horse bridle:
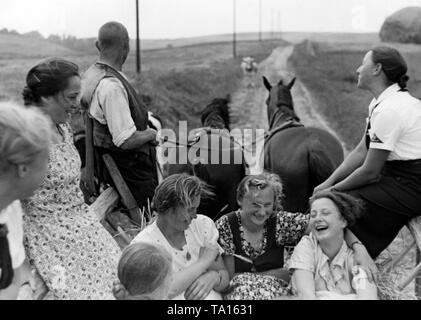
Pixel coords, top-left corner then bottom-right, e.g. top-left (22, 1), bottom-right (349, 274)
top-left (266, 101), bottom-right (304, 145)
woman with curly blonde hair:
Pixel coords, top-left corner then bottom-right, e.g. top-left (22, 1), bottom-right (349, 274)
top-left (215, 172), bottom-right (308, 300)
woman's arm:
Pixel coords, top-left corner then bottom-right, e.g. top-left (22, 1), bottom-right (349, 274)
top-left (291, 270), bottom-right (317, 300)
top-left (222, 255), bottom-right (235, 280)
top-left (206, 254), bottom-right (230, 292)
top-left (313, 135), bottom-right (368, 194)
top-left (168, 246), bottom-right (218, 299)
top-left (333, 148), bottom-right (390, 191)
top-left (344, 229), bottom-right (378, 282)
top-left (184, 254), bottom-right (230, 300)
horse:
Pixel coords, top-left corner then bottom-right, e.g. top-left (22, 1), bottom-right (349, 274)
top-left (263, 76), bottom-right (344, 213)
top-left (241, 57), bottom-right (258, 76)
top-left (165, 96), bottom-right (246, 220)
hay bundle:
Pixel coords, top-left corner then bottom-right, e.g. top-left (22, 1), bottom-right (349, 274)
top-left (376, 244), bottom-right (419, 300)
top-left (380, 7), bottom-right (421, 44)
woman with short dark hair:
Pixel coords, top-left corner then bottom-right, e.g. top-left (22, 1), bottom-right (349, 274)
top-left (314, 46), bottom-right (421, 258)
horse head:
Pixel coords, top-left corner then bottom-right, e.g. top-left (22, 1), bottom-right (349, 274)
top-left (200, 95), bottom-right (231, 130)
top-left (263, 76), bottom-right (299, 130)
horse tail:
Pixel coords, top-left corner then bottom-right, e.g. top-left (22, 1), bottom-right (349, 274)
top-left (307, 139), bottom-right (336, 189)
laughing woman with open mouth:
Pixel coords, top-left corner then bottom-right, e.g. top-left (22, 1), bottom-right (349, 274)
top-left (289, 191), bottom-right (378, 300)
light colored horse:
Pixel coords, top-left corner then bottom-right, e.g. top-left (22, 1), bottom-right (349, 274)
top-left (241, 57), bottom-right (258, 76)
top-left (148, 111), bottom-right (164, 183)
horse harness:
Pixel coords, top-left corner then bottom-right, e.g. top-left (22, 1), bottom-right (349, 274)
top-left (162, 127), bottom-right (244, 152)
top-left (265, 119), bottom-right (304, 146)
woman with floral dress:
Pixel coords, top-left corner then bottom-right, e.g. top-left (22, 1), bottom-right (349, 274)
top-left (21, 58), bottom-right (121, 300)
top-left (216, 173), bottom-right (307, 300)
top-left (216, 173), bottom-right (377, 300)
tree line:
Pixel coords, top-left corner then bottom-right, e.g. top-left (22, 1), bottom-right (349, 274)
top-left (0, 28), bottom-right (95, 53)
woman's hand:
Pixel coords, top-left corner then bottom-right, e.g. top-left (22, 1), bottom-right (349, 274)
top-left (353, 245), bottom-right (378, 283)
top-left (184, 271), bottom-right (219, 300)
top-left (313, 180), bottom-right (334, 196)
top-left (198, 245), bottom-right (219, 267)
top-left (80, 167), bottom-right (98, 204)
top-left (29, 268), bottom-right (49, 300)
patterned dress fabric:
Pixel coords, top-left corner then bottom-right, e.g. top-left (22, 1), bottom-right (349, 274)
top-left (22, 123), bottom-right (121, 300)
top-left (216, 210), bottom-right (308, 300)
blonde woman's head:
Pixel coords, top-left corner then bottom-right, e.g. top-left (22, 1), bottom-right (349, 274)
top-left (0, 101), bottom-right (52, 199)
top-left (151, 174), bottom-right (213, 231)
top-left (235, 173), bottom-right (284, 227)
top-left (237, 173), bottom-right (284, 210)
top-left (113, 242), bottom-right (173, 300)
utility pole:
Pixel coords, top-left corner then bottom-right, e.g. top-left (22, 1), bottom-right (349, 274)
top-left (136, 0), bottom-right (141, 73)
top-left (271, 11), bottom-right (274, 43)
top-left (258, 0), bottom-right (262, 41)
top-left (233, 0), bottom-right (237, 58)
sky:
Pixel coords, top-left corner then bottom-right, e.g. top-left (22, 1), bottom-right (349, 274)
top-left (1, 0), bottom-right (421, 39)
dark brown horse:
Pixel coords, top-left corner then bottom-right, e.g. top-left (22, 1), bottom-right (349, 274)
top-left (263, 76), bottom-right (344, 213)
top-left (166, 97), bottom-right (246, 220)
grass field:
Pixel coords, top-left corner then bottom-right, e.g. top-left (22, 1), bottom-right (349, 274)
top-left (0, 34), bottom-right (78, 59)
top-left (0, 35), bottom-right (283, 129)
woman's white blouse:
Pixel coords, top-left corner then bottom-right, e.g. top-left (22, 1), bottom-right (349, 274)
top-left (368, 83), bottom-right (421, 161)
top-left (132, 214), bottom-right (223, 300)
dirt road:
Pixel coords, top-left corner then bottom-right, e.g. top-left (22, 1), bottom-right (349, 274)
top-left (230, 45), bottom-right (349, 169)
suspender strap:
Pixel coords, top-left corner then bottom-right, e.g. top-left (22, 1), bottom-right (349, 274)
top-left (266, 215), bottom-right (277, 249)
top-left (95, 62), bottom-right (145, 112)
top-left (227, 211), bottom-right (247, 256)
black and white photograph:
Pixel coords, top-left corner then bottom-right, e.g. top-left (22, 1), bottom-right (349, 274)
top-left (1, 0), bottom-right (421, 305)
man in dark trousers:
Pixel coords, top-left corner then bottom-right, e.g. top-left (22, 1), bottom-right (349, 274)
top-left (81, 21), bottom-right (158, 210)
